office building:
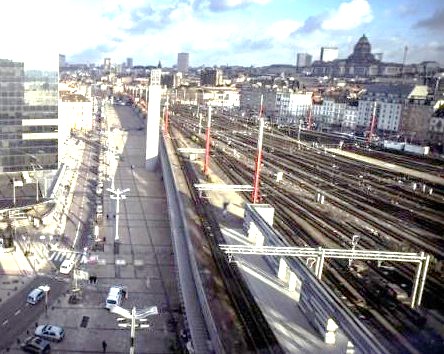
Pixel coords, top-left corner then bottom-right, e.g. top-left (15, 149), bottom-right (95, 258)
top-left (320, 47), bottom-right (339, 62)
top-left (200, 67), bottom-right (223, 86)
top-left (104, 58), bottom-right (111, 71)
top-left (177, 53), bottom-right (189, 73)
top-left (59, 54), bottom-right (66, 67)
top-left (126, 58), bottom-right (133, 69)
top-left (0, 58), bottom-right (58, 174)
top-left (297, 53), bottom-right (312, 68)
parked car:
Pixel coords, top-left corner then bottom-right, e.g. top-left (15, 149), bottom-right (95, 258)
top-left (20, 336), bottom-right (50, 353)
top-left (105, 285), bottom-right (127, 309)
top-left (59, 259), bottom-right (75, 274)
top-left (27, 285), bottom-right (50, 305)
top-left (35, 324), bottom-right (65, 342)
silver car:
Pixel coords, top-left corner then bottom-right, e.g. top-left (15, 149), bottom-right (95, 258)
top-left (35, 324), bottom-right (65, 342)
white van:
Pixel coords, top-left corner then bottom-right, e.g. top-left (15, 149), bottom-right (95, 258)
top-left (59, 259), bottom-right (75, 274)
top-left (27, 288), bottom-right (45, 305)
top-left (105, 285), bottom-right (127, 310)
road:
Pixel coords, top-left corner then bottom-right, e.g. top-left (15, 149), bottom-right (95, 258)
top-left (0, 275), bottom-right (69, 350)
top-left (63, 124), bottom-right (100, 253)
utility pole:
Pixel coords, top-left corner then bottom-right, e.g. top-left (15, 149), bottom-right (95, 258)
top-left (204, 105), bottom-right (212, 175)
top-left (307, 106), bottom-right (313, 130)
top-left (367, 101), bottom-right (377, 144)
top-left (163, 96), bottom-right (169, 135)
top-left (252, 95), bottom-right (265, 204)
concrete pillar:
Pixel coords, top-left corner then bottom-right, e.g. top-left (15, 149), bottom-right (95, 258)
top-left (246, 222), bottom-right (259, 243)
top-left (288, 271), bottom-right (301, 300)
top-left (278, 258), bottom-right (288, 282)
top-left (254, 233), bottom-right (264, 246)
top-left (145, 69), bottom-right (162, 170)
top-left (324, 318), bottom-right (339, 344)
top-left (346, 341), bottom-right (355, 354)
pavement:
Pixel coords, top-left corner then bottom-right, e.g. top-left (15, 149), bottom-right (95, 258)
top-left (0, 100), bottom-right (183, 353)
top-left (0, 133), bottom-right (84, 308)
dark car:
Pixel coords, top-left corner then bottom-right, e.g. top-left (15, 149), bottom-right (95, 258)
top-left (20, 336), bottom-right (50, 353)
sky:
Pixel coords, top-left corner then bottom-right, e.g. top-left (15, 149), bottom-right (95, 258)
top-left (0, 0), bottom-right (443, 68)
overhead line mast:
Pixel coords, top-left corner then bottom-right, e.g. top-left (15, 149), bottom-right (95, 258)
top-left (252, 95), bottom-right (265, 203)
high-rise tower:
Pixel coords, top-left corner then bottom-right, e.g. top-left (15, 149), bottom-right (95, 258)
top-left (177, 53), bottom-right (189, 73)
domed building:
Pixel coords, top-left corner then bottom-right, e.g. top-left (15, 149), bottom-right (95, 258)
top-left (311, 34), bottom-right (403, 78)
top-left (347, 34), bottom-right (376, 64)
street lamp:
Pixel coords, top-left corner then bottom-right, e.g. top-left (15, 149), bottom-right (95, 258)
top-left (106, 187), bottom-right (130, 242)
top-left (111, 305), bottom-right (158, 354)
top-left (40, 285), bottom-right (50, 318)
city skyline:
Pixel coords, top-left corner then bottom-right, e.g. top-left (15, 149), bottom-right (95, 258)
top-left (1, 0), bottom-right (443, 68)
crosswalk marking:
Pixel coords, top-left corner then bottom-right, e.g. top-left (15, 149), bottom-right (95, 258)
top-left (49, 250), bottom-right (82, 265)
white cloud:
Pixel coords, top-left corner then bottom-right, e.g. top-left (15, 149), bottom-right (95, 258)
top-left (322, 0), bottom-right (373, 30)
top-left (215, 0), bottom-right (270, 7)
top-left (266, 20), bottom-right (302, 41)
top-left (223, 0), bottom-right (270, 7)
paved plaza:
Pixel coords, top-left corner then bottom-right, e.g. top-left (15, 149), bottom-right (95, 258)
top-left (0, 103), bottom-right (182, 353)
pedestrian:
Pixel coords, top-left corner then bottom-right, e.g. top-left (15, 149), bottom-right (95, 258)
top-left (102, 340), bottom-right (107, 353)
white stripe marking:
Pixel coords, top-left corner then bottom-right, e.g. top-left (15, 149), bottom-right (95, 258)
top-left (14, 309), bottom-right (21, 316)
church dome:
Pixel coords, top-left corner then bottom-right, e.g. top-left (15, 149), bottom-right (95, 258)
top-left (347, 34), bottom-right (375, 63)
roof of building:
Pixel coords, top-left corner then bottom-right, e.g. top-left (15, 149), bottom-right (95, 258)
top-left (363, 83), bottom-right (415, 98)
top-left (59, 93), bottom-right (90, 102)
top-left (408, 85), bottom-right (429, 100)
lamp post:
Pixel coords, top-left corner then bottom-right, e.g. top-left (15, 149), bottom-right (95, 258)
top-left (107, 187), bottom-right (130, 242)
top-left (111, 305), bottom-right (158, 354)
top-left (40, 285), bottom-right (50, 318)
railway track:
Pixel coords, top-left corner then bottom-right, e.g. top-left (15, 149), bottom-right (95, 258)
top-left (169, 105), bottom-right (444, 353)
top-left (170, 125), bottom-right (283, 353)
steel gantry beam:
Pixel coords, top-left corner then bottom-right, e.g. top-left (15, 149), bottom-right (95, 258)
top-left (194, 184), bottom-right (254, 198)
top-left (219, 244), bottom-right (430, 308)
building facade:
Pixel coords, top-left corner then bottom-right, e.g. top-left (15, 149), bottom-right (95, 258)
top-left (59, 54), bottom-right (66, 68)
top-left (104, 58), bottom-right (111, 72)
top-left (0, 58), bottom-right (58, 173)
top-left (356, 84), bottom-right (413, 134)
top-left (297, 53), bottom-right (313, 68)
top-left (320, 47), bottom-right (339, 62)
top-left (200, 68), bottom-right (223, 86)
top-left (126, 58), bottom-right (133, 69)
top-left (177, 53), bottom-right (189, 73)
top-left (312, 35), bottom-right (404, 78)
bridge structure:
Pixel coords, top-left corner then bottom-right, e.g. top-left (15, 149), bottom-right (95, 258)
top-left (216, 203), bottom-right (431, 354)
top-left (219, 244), bottom-right (430, 309)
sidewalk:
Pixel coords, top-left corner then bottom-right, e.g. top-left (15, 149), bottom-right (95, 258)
top-left (0, 135), bottom-right (84, 307)
top-left (0, 242), bottom-right (35, 305)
